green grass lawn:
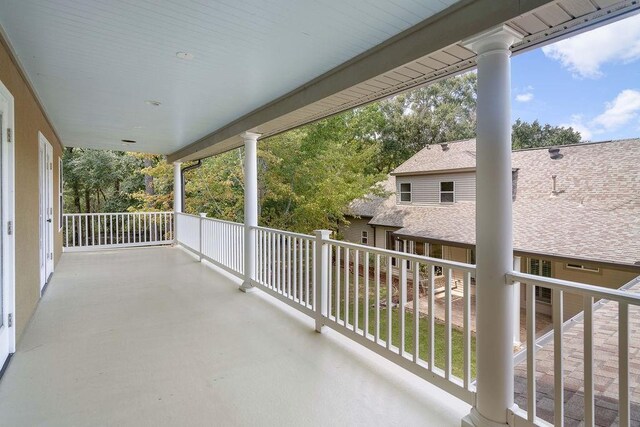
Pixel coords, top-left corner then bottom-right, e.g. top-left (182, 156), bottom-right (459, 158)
top-left (328, 268), bottom-right (477, 380)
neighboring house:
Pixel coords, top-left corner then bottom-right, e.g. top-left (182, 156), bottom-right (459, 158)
top-left (344, 138), bottom-right (640, 319)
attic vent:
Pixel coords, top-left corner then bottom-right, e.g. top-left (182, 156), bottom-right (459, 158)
top-left (548, 147), bottom-right (562, 159)
top-left (440, 143), bottom-right (449, 151)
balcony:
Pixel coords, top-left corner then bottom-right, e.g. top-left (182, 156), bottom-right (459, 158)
top-left (0, 245), bottom-right (469, 426)
top-left (4, 212), bottom-right (630, 426)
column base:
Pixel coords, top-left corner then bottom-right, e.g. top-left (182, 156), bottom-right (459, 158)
top-left (461, 408), bottom-right (511, 427)
top-left (239, 281), bottom-right (257, 293)
top-left (315, 320), bottom-right (326, 334)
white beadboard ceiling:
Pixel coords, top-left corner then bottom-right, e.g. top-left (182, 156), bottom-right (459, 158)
top-left (0, 0), bottom-right (460, 154)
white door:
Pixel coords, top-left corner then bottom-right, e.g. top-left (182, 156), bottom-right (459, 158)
top-left (0, 82), bottom-right (14, 368)
top-left (39, 133), bottom-right (54, 291)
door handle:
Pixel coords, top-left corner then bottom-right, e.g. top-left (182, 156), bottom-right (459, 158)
top-left (47, 219), bottom-right (52, 223)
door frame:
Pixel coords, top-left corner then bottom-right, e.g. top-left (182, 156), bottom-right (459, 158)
top-left (0, 80), bottom-right (16, 359)
top-left (38, 132), bottom-right (54, 292)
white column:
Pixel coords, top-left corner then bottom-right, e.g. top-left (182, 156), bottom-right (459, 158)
top-left (462, 25), bottom-right (522, 427)
top-left (513, 256), bottom-right (522, 346)
top-left (173, 162), bottom-right (182, 243)
top-left (240, 132), bottom-right (261, 292)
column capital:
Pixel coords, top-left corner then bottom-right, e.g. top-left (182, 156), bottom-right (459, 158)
top-left (462, 25), bottom-right (523, 55)
top-left (240, 131), bottom-right (261, 143)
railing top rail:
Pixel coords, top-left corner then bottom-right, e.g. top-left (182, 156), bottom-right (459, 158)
top-left (63, 211), bottom-right (173, 217)
top-left (175, 212), bottom-right (201, 219)
top-left (202, 216), bottom-right (243, 227)
top-left (508, 271), bottom-right (640, 306)
top-left (327, 238), bottom-right (477, 274)
top-left (252, 225), bottom-right (315, 240)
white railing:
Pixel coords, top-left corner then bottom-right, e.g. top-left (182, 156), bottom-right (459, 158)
top-left (508, 271), bottom-right (640, 427)
top-left (63, 212), bottom-right (173, 251)
top-left (176, 221), bottom-right (478, 404)
top-left (175, 213), bottom-right (244, 278)
top-left (175, 213), bottom-right (201, 255)
top-left (254, 226), bottom-right (316, 316)
top-left (320, 238), bottom-right (477, 404)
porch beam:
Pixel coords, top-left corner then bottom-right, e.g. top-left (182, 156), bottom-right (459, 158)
top-left (462, 25), bottom-right (522, 427)
top-left (240, 132), bottom-right (260, 293)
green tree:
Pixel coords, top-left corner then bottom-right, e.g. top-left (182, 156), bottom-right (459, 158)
top-left (375, 72), bottom-right (477, 171)
top-left (511, 119), bottom-right (582, 149)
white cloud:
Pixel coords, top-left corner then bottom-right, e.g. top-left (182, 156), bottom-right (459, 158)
top-left (560, 115), bottom-right (593, 141)
top-left (560, 90), bottom-right (640, 140)
top-left (592, 89), bottom-right (640, 129)
top-left (515, 93), bottom-right (534, 103)
top-left (541, 14), bottom-right (640, 78)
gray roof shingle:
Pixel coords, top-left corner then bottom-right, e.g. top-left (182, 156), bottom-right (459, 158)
top-left (349, 139), bottom-right (640, 266)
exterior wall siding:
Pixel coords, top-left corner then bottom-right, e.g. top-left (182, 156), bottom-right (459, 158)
top-left (395, 171), bottom-right (475, 205)
top-left (0, 36), bottom-right (64, 342)
top-left (341, 217), bottom-right (375, 246)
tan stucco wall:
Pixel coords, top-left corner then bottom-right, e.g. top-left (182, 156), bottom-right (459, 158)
top-left (0, 37), bottom-right (63, 341)
top-left (521, 256), bottom-right (638, 320)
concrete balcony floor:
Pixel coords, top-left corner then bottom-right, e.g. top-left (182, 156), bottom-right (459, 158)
top-left (0, 247), bottom-right (469, 426)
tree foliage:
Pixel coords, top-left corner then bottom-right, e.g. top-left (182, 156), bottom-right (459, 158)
top-left (375, 73), bottom-right (477, 171)
top-left (62, 148), bottom-right (165, 213)
top-left (512, 119), bottom-right (582, 149)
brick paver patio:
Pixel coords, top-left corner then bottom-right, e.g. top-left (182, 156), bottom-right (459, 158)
top-left (514, 282), bottom-right (640, 427)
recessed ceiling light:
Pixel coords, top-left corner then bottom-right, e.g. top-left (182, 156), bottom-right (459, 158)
top-left (176, 51), bottom-right (194, 60)
top-left (121, 139), bottom-right (136, 144)
top-left (145, 100), bottom-right (161, 107)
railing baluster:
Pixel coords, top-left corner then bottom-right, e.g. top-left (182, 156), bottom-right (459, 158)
top-left (386, 255), bottom-right (392, 350)
top-left (463, 271), bottom-right (471, 388)
top-left (375, 254), bottom-right (380, 343)
top-left (364, 253), bottom-right (369, 338)
top-left (354, 250), bottom-right (359, 332)
top-left (444, 267), bottom-right (452, 379)
top-left (293, 237), bottom-right (298, 301)
top-left (344, 248), bottom-right (350, 327)
top-left (413, 261), bottom-right (419, 363)
top-left (527, 284), bottom-right (537, 422)
top-left (619, 301), bottom-right (630, 427)
top-left (553, 289), bottom-right (564, 427)
top-left (287, 236), bottom-right (292, 298)
top-left (583, 295), bottom-right (593, 427)
top-left (399, 257), bottom-right (406, 356)
top-left (306, 239), bottom-right (310, 306)
top-left (428, 264), bottom-right (435, 371)
top-left (336, 246), bottom-right (341, 323)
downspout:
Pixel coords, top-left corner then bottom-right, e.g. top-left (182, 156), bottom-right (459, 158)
top-left (181, 160), bottom-right (202, 210)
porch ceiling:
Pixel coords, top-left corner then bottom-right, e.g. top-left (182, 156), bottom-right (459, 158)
top-left (0, 1), bottom-right (639, 160)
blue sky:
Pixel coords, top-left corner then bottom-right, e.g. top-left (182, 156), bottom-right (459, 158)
top-left (510, 13), bottom-right (640, 142)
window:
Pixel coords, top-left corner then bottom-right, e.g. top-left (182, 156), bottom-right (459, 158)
top-left (529, 258), bottom-right (552, 304)
top-left (361, 230), bottom-right (369, 245)
top-left (566, 263), bottom-right (600, 273)
top-left (58, 158), bottom-right (63, 231)
top-left (468, 248), bottom-right (476, 265)
top-left (440, 181), bottom-right (455, 203)
top-left (399, 183), bottom-right (412, 202)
